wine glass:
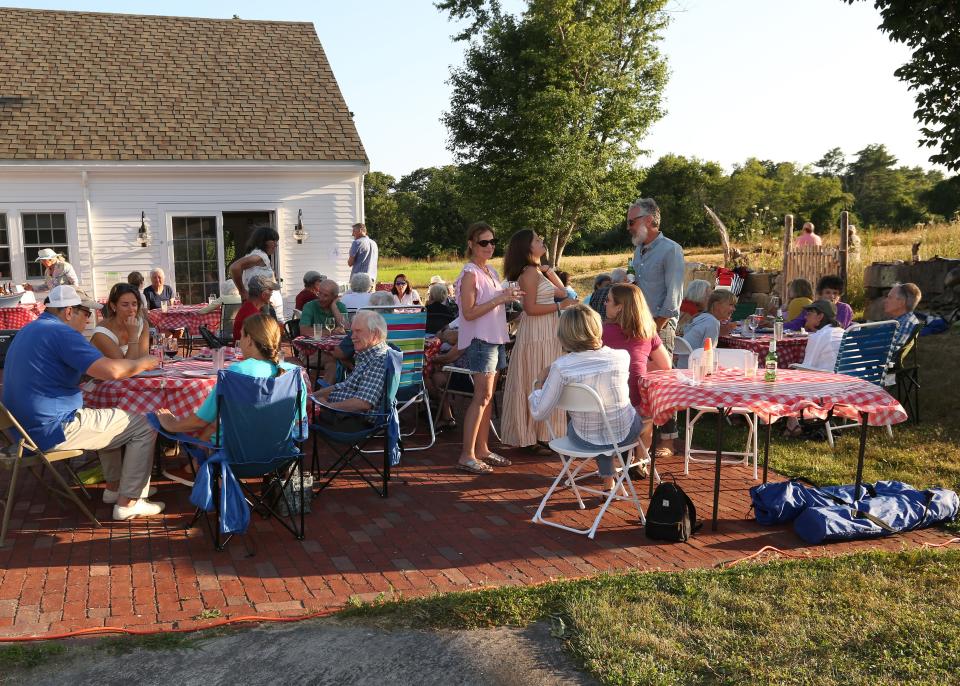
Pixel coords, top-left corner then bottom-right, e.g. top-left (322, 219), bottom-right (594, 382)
top-left (746, 314), bottom-right (759, 338)
top-left (506, 281), bottom-right (520, 299)
top-left (164, 335), bottom-right (179, 360)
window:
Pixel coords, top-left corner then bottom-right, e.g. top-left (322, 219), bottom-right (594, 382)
top-left (0, 215), bottom-right (10, 280)
top-left (171, 216), bottom-right (219, 305)
top-left (22, 212), bottom-right (69, 278)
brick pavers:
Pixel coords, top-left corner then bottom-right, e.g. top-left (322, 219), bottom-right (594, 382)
top-left (0, 430), bottom-right (953, 638)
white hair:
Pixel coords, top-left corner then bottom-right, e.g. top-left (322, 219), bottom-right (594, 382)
top-left (629, 197), bottom-right (661, 228)
top-left (684, 279), bottom-right (713, 307)
top-left (367, 291), bottom-right (396, 310)
top-left (610, 267), bottom-right (628, 284)
top-left (150, 268), bottom-right (165, 279)
top-left (352, 309), bottom-right (387, 341)
top-left (350, 272), bottom-right (372, 293)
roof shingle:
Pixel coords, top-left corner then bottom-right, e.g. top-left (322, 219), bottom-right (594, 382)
top-left (0, 8), bottom-right (367, 162)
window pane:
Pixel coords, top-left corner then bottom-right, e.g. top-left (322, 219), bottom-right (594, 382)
top-left (22, 214), bottom-right (35, 230)
top-left (36, 213), bottom-right (51, 229)
top-left (51, 214), bottom-right (66, 229)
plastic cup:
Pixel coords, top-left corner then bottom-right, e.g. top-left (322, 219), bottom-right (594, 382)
top-left (744, 353), bottom-right (758, 380)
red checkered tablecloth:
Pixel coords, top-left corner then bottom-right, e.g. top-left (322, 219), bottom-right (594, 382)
top-left (639, 368), bottom-right (907, 428)
top-left (0, 304), bottom-right (44, 330)
top-left (292, 335), bottom-right (345, 357)
top-left (718, 334), bottom-right (807, 368)
top-left (83, 357), bottom-right (224, 416)
top-left (147, 305), bottom-right (221, 335)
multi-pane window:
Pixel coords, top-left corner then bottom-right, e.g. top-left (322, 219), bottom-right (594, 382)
top-left (22, 212), bottom-right (69, 278)
top-left (0, 215), bottom-right (10, 280)
top-left (171, 216), bottom-right (219, 305)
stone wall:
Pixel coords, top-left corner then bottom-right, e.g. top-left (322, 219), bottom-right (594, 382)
top-left (863, 257), bottom-right (960, 321)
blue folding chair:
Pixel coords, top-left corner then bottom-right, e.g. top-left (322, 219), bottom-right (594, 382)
top-left (311, 347), bottom-right (403, 497)
top-left (148, 368), bottom-right (307, 551)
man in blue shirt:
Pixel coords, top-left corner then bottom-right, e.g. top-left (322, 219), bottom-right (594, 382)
top-left (883, 282), bottom-right (922, 355)
top-left (3, 286), bottom-right (163, 521)
top-left (628, 197), bottom-right (685, 453)
top-left (347, 222), bottom-right (379, 284)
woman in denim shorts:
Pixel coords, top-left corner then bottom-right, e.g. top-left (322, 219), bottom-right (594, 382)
top-left (453, 222), bottom-right (519, 475)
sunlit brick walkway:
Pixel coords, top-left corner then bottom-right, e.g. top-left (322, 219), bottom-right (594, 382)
top-left (0, 430), bottom-right (952, 638)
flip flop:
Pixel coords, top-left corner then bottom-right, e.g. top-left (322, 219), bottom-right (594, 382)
top-left (481, 452), bottom-right (512, 467)
top-left (458, 459), bottom-right (493, 474)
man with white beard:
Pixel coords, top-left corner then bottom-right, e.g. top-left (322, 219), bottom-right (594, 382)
top-left (626, 197), bottom-right (685, 456)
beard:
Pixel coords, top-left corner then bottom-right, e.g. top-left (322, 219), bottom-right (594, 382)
top-left (630, 226), bottom-right (648, 247)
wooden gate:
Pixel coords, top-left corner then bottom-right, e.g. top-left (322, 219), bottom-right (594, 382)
top-left (780, 212), bottom-right (850, 300)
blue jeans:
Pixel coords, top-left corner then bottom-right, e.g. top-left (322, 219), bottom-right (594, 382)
top-left (566, 413), bottom-right (643, 478)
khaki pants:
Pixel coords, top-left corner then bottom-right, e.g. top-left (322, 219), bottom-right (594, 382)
top-left (54, 408), bottom-right (157, 500)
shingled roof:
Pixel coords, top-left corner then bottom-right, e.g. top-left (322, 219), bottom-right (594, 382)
top-left (0, 8), bottom-right (367, 162)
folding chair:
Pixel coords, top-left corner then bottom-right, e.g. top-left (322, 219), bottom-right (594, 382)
top-left (531, 383), bottom-right (646, 539)
top-left (219, 302), bottom-right (241, 345)
top-left (434, 365), bottom-right (503, 442)
top-left (375, 310), bottom-right (435, 451)
top-left (0, 402), bottom-right (100, 547)
top-left (884, 326), bottom-right (920, 423)
top-left (673, 335), bottom-right (693, 369)
top-left (683, 348), bottom-right (759, 478)
top-left (147, 369), bottom-right (307, 551)
top-left (311, 348), bottom-right (403, 497)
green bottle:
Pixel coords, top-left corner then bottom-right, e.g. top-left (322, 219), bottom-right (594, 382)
top-left (764, 337), bottom-right (778, 382)
top-left (626, 261), bottom-right (636, 283)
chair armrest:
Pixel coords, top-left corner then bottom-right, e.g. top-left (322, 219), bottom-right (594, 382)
top-left (145, 413), bottom-right (218, 450)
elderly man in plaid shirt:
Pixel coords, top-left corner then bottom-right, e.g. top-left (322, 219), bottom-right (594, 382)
top-left (883, 282), bottom-right (922, 355)
top-left (312, 310), bottom-right (390, 432)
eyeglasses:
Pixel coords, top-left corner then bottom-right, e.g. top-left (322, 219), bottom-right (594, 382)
top-left (628, 215), bottom-right (647, 227)
top-left (75, 306), bottom-right (92, 318)
top-left (475, 238), bottom-right (497, 247)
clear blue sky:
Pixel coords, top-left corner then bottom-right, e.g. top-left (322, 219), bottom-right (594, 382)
top-left (10, 1), bottom-right (939, 178)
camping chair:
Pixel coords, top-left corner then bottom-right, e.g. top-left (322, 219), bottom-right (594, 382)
top-left (792, 320), bottom-right (899, 447)
top-left (311, 347), bottom-right (403, 497)
top-left (884, 325), bottom-right (920, 423)
top-left (147, 369), bottom-right (307, 551)
top-left (683, 348), bottom-right (759, 479)
top-left (531, 382), bottom-right (646, 539)
top-left (0, 402), bottom-right (100, 547)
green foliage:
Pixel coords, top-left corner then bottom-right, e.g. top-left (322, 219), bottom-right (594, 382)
top-left (395, 166), bottom-right (472, 258)
top-left (440, 0), bottom-right (670, 263)
top-left (636, 154), bottom-right (724, 246)
top-left (922, 175), bottom-right (960, 220)
top-left (844, 1), bottom-right (960, 171)
top-left (363, 171), bottom-right (415, 257)
top-left (844, 144), bottom-right (943, 229)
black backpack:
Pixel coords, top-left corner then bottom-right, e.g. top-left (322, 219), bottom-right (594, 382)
top-left (645, 475), bottom-right (701, 542)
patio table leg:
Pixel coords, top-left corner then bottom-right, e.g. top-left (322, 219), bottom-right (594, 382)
top-left (712, 407), bottom-right (728, 531)
top-left (648, 426), bottom-right (659, 498)
top-left (854, 410), bottom-right (869, 501)
top-left (762, 419), bottom-right (772, 484)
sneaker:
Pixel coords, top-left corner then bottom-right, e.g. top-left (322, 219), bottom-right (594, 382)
top-left (161, 465), bottom-right (195, 487)
top-left (113, 499), bottom-right (165, 521)
top-left (102, 486), bottom-right (157, 504)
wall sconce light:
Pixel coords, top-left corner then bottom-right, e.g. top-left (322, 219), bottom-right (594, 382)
top-left (138, 211), bottom-right (151, 247)
top-left (293, 209), bottom-right (307, 244)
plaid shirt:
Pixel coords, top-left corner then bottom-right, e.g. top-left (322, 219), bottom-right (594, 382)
top-left (891, 312), bottom-right (920, 355)
top-left (328, 341), bottom-right (389, 415)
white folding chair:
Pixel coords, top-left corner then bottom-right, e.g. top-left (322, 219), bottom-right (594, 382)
top-left (684, 348), bottom-right (759, 479)
top-left (673, 335), bottom-right (693, 369)
top-left (531, 382), bottom-right (647, 539)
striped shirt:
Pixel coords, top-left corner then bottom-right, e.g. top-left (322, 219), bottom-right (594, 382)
top-left (528, 347), bottom-right (636, 445)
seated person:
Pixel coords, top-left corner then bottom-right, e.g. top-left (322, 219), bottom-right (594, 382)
top-left (677, 279), bottom-right (712, 336)
top-left (681, 289), bottom-right (738, 361)
top-left (91, 283), bottom-right (150, 359)
top-left (784, 275), bottom-right (852, 330)
top-left (143, 268), bottom-right (173, 310)
top-left (425, 282), bottom-right (457, 334)
top-left (797, 300), bottom-right (844, 371)
top-left (424, 326), bottom-right (472, 430)
top-left (300, 279), bottom-right (348, 337)
top-left (200, 280), bottom-right (242, 314)
top-left (529, 304), bottom-right (643, 492)
top-left (340, 273), bottom-right (374, 310)
top-left (233, 275), bottom-right (279, 341)
top-left (312, 311), bottom-right (392, 433)
top-left (390, 273), bottom-right (421, 306)
top-left (127, 271), bottom-right (148, 309)
top-left (2, 285), bottom-right (162, 520)
top-left (330, 291), bottom-right (396, 375)
top-left (883, 282), bottom-right (922, 355)
top-left (155, 314), bottom-right (305, 485)
top-left (588, 268), bottom-right (627, 319)
top-left (785, 278), bottom-right (814, 320)
top-left (556, 270), bottom-right (578, 302)
top-left (296, 271), bottom-right (325, 311)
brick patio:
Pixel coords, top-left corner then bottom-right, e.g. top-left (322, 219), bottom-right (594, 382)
top-left (0, 429), bottom-right (952, 639)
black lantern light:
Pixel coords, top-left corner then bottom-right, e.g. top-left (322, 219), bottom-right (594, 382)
top-left (138, 211), bottom-right (150, 247)
top-left (293, 209), bottom-right (307, 244)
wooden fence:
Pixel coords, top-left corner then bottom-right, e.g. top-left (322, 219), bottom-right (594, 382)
top-left (780, 212), bottom-right (850, 300)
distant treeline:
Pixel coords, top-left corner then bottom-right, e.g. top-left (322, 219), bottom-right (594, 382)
top-left (366, 143), bottom-right (959, 259)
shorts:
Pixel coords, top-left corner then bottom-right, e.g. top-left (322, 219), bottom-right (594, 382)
top-left (465, 339), bottom-right (507, 374)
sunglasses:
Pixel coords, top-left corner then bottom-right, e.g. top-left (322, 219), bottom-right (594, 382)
top-left (474, 238), bottom-right (498, 247)
top-left (75, 306), bottom-right (92, 317)
top-left (627, 215), bottom-right (647, 227)
top-left (395, 281), bottom-right (407, 287)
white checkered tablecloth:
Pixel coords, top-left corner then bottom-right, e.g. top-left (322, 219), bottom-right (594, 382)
top-left (0, 304), bottom-right (44, 330)
top-left (147, 305), bottom-right (221, 335)
top-left (639, 368), bottom-right (907, 427)
top-left (719, 334), bottom-right (808, 368)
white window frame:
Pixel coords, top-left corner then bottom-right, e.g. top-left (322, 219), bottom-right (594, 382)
top-left (0, 204), bottom-right (80, 285)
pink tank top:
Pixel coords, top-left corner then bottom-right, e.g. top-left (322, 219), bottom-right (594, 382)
top-left (455, 262), bottom-right (510, 349)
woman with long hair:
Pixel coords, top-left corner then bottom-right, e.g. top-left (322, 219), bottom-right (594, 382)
top-left (229, 226), bottom-right (284, 318)
top-left (500, 229), bottom-right (574, 450)
top-left (91, 283), bottom-right (150, 359)
top-left (453, 222), bottom-right (519, 474)
top-left (390, 273), bottom-right (421, 305)
top-left (602, 285), bottom-right (671, 443)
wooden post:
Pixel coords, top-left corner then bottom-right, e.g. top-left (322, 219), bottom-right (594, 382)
top-left (781, 214), bottom-right (794, 301)
top-left (839, 210), bottom-right (849, 291)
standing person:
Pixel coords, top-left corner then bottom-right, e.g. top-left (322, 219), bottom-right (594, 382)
top-left (627, 197), bottom-right (684, 455)
top-left (295, 271), bottom-right (325, 311)
top-left (2, 286), bottom-right (162, 520)
top-left (348, 222), bottom-right (379, 284)
top-left (390, 274), bottom-right (422, 305)
top-left (454, 222), bottom-right (518, 474)
top-left (91, 283), bottom-right (150, 359)
top-left (784, 275), bottom-right (852, 330)
top-left (143, 268), bottom-right (173, 310)
top-left (24, 248), bottom-right (79, 293)
top-left (501, 229), bottom-right (574, 451)
top-left (795, 221), bottom-right (823, 247)
top-left (229, 226), bottom-right (283, 320)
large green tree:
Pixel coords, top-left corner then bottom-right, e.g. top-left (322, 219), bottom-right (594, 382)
top-left (363, 171), bottom-right (415, 256)
top-left (844, 1), bottom-right (960, 171)
top-left (637, 154), bottom-right (724, 246)
top-left (395, 166), bottom-right (472, 258)
top-left (438, 0), bottom-right (670, 264)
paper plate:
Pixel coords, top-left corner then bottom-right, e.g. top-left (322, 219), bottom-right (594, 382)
top-left (180, 370), bottom-right (216, 378)
top-left (136, 370), bottom-right (166, 378)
